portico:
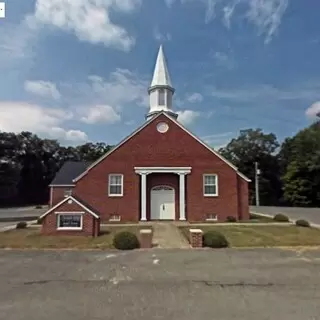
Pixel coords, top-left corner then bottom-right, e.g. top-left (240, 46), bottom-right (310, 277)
top-left (135, 167), bottom-right (191, 221)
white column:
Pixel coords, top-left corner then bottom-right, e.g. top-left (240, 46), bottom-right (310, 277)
top-left (179, 173), bottom-right (186, 221)
top-left (140, 173), bottom-right (147, 221)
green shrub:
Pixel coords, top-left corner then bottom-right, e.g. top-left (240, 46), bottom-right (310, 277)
top-left (295, 219), bottom-right (310, 228)
top-left (226, 216), bottom-right (237, 223)
top-left (36, 217), bottom-right (43, 225)
top-left (273, 213), bottom-right (289, 222)
top-left (203, 231), bottom-right (229, 248)
top-left (35, 205), bottom-right (42, 209)
top-left (16, 221), bottom-right (27, 229)
top-left (113, 231), bottom-right (140, 250)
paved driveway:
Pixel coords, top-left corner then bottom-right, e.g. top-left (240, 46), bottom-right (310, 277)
top-left (251, 206), bottom-right (320, 224)
top-left (1, 249), bottom-right (320, 320)
top-left (0, 206), bottom-right (47, 222)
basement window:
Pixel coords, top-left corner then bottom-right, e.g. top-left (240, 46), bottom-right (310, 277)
top-left (57, 214), bottom-right (83, 230)
top-left (206, 214), bottom-right (218, 221)
top-left (109, 215), bottom-right (121, 222)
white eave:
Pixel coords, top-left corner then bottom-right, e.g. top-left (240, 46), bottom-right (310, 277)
top-left (73, 112), bottom-right (251, 183)
top-left (40, 196), bottom-right (99, 219)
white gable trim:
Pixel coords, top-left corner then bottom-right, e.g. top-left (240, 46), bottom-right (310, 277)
top-left (73, 111), bottom-right (251, 183)
top-left (39, 196), bottom-right (99, 220)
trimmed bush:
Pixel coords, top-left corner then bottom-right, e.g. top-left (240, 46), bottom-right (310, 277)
top-left (35, 205), bottom-right (43, 209)
top-left (36, 217), bottom-right (43, 225)
top-left (113, 231), bottom-right (140, 250)
top-left (295, 219), bottom-right (310, 228)
top-left (16, 221), bottom-right (27, 229)
top-left (273, 213), bottom-right (289, 222)
top-left (203, 230), bottom-right (229, 248)
top-left (226, 216), bottom-right (237, 223)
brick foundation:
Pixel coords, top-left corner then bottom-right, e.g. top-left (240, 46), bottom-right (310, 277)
top-left (189, 228), bottom-right (203, 248)
top-left (139, 229), bottom-right (153, 248)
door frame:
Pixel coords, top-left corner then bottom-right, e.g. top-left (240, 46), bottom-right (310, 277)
top-left (150, 185), bottom-right (175, 220)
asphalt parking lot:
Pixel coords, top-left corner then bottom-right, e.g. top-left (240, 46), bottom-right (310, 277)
top-left (1, 248), bottom-right (320, 320)
top-left (251, 206), bottom-right (320, 224)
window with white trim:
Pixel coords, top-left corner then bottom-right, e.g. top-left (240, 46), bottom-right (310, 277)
top-left (203, 174), bottom-right (218, 196)
top-left (109, 214), bottom-right (121, 222)
top-left (64, 189), bottom-right (73, 197)
top-left (57, 214), bottom-right (83, 230)
top-left (206, 214), bottom-right (218, 221)
top-left (158, 89), bottom-right (165, 106)
top-left (108, 174), bottom-right (123, 196)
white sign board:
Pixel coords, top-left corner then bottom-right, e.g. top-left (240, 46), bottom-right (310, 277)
top-left (0, 3), bottom-right (5, 18)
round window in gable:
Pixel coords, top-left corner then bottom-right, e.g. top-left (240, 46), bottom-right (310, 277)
top-left (157, 122), bottom-right (169, 133)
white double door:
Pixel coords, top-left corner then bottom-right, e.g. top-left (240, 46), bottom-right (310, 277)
top-left (150, 186), bottom-right (175, 220)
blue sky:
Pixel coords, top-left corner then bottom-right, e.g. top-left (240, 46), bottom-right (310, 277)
top-left (0, 0), bottom-right (320, 148)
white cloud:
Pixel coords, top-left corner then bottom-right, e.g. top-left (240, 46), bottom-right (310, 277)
top-left (0, 21), bottom-right (38, 70)
top-left (0, 102), bottom-right (87, 143)
top-left (65, 69), bottom-right (148, 110)
top-left (186, 92), bottom-right (203, 103)
top-left (306, 101), bottom-right (320, 119)
top-left (27, 0), bottom-right (142, 51)
top-left (153, 27), bottom-right (172, 42)
top-left (246, 0), bottom-right (289, 43)
top-left (169, 0), bottom-right (289, 43)
top-left (24, 80), bottom-right (61, 100)
top-left (165, 0), bottom-right (176, 7)
top-left (201, 131), bottom-right (234, 149)
top-left (208, 82), bottom-right (320, 102)
top-left (80, 105), bottom-right (121, 124)
top-left (223, 0), bottom-right (240, 28)
top-left (211, 51), bottom-right (235, 69)
top-left (177, 110), bottom-right (200, 125)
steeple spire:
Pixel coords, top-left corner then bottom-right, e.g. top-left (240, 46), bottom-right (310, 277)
top-left (146, 45), bottom-right (178, 121)
top-left (150, 45), bottom-right (172, 88)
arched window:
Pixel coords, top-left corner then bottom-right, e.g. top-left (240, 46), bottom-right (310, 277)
top-left (158, 89), bottom-right (165, 106)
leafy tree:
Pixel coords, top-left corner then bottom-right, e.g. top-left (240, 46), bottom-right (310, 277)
top-left (219, 128), bottom-right (282, 205)
top-left (280, 122), bottom-right (320, 207)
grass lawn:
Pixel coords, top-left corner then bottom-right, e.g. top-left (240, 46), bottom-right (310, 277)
top-left (180, 225), bottom-right (320, 247)
top-left (0, 226), bottom-right (149, 250)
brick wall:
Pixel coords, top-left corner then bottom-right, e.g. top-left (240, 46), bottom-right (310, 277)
top-left (50, 187), bottom-right (74, 207)
top-left (73, 114), bottom-right (249, 222)
top-left (41, 198), bottom-right (99, 237)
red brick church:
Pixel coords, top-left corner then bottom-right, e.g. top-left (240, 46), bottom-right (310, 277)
top-left (40, 46), bottom-right (250, 236)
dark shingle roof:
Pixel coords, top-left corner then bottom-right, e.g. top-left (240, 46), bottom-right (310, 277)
top-left (50, 161), bottom-right (92, 185)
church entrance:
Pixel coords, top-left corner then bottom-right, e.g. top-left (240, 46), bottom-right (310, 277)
top-left (150, 186), bottom-right (175, 220)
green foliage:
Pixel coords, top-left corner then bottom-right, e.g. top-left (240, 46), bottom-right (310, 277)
top-left (273, 213), bottom-right (289, 222)
top-left (219, 128), bottom-right (282, 206)
top-left (226, 216), bottom-right (237, 223)
top-left (295, 219), bottom-right (310, 228)
top-left (35, 205), bottom-right (42, 209)
top-left (203, 231), bottom-right (229, 248)
top-left (16, 221), bottom-right (27, 229)
top-left (113, 231), bottom-right (140, 250)
top-left (281, 123), bottom-right (320, 207)
top-left (36, 218), bottom-right (43, 225)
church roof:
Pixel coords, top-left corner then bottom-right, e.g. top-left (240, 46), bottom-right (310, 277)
top-left (73, 111), bottom-right (251, 183)
top-left (50, 161), bottom-right (92, 186)
top-left (150, 45), bottom-right (173, 88)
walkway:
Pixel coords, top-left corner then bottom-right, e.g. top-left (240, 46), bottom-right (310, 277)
top-left (152, 223), bottom-right (190, 249)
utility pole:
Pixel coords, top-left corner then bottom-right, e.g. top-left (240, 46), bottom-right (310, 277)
top-left (255, 161), bottom-right (260, 207)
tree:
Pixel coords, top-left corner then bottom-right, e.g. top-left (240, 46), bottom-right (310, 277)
top-left (280, 122), bottom-right (320, 207)
top-left (219, 128), bottom-right (282, 205)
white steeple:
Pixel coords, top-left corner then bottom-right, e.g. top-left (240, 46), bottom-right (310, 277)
top-left (146, 45), bottom-right (178, 121)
